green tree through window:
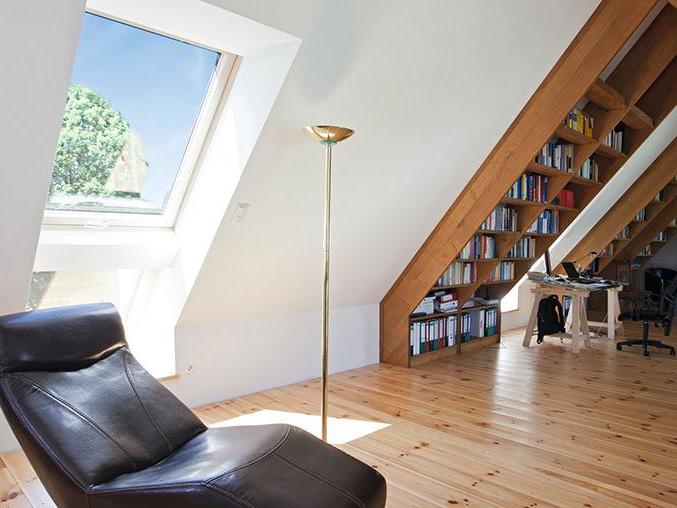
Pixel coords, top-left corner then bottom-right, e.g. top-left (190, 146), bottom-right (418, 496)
top-left (51, 84), bottom-right (129, 196)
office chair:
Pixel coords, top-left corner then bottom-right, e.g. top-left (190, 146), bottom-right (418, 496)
top-left (0, 303), bottom-right (387, 507)
top-left (617, 275), bottom-right (676, 357)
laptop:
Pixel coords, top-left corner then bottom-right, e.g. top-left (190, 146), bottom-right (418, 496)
top-left (562, 261), bottom-right (581, 279)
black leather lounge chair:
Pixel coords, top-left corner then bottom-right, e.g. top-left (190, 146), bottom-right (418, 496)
top-left (0, 303), bottom-right (386, 507)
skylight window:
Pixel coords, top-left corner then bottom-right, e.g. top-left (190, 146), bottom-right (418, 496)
top-left (44, 12), bottom-right (228, 226)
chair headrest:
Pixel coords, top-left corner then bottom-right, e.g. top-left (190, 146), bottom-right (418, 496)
top-left (0, 303), bottom-right (127, 373)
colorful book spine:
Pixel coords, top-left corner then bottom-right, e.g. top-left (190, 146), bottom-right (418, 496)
top-left (603, 126), bottom-right (624, 153)
top-left (484, 261), bottom-right (515, 282)
top-left (554, 189), bottom-right (575, 208)
top-left (528, 210), bottom-right (559, 234)
top-left (535, 142), bottom-right (574, 172)
top-left (409, 315), bottom-right (459, 355)
top-left (459, 235), bottom-right (496, 260)
top-left (506, 237), bottom-right (536, 258)
top-left (506, 172), bottom-right (548, 203)
top-left (480, 205), bottom-right (517, 231)
top-left (564, 108), bottom-right (594, 137)
top-left (578, 157), bottom-right (599, 181)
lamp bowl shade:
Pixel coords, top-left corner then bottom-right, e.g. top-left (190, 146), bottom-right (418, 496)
top-left (304, 125), bottom-right (354, 143)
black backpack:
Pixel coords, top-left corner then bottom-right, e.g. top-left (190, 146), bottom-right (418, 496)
top-left (536, 295), bottom-right (566, 344)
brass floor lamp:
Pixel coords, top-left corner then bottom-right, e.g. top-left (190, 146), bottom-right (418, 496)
top-left (304, 125), bottom-right (354, 442)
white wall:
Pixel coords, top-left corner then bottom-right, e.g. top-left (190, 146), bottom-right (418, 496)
top-left (502, 109), bottom-right (677, 331)
top-left (168, 304), bottom-right (378, 407)
top-left (0, 0), bottom-right (85, 451)
top-left (170, 0), bottom-right (601, 406)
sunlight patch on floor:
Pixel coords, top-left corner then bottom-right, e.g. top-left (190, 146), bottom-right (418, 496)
top-left (210, 409), bottom-right (389, 444)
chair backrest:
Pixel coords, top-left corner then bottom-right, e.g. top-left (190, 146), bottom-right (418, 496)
top-left (0, 303), bottom-right (206, 506)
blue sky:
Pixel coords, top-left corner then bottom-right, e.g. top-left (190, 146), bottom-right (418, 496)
top-left (69, 13), bottom-right (219, 209)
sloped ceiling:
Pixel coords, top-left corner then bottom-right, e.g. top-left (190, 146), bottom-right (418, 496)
top-left (179, 0), bottom-right (602, 325)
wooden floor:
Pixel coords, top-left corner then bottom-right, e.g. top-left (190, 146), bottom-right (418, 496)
top-left (1, 324), bottom-right (676, 507)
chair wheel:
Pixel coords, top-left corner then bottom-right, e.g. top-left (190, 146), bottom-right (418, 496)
top-left (643, 351), bottom-right (650, 357)
top-left (670, 349), bottom-right (676, 356)
top-left (616, 344), bottom-right (622, 351)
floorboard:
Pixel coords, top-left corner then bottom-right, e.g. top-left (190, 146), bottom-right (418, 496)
top-left (1, 328), bottom-right (676, 507)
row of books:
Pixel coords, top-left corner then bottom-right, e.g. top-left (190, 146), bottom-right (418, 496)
top-left (409, 316), bottom-right (457, 355)
top-left (554, 189), bottom-right (576, 208)
top-left (578, 157), bottom-right (599, 181)
top-left (461, 308), bottom-right (499, 342)
top-left (602, 126), bottom-right (624, 153)
top-left (506, 236), bottom-right (536, 258)
top-left (670, 219), bottom-right (676, 227)
top-left (635, 208), bottom-right (646, 221)
top-left (615, 226), bottom-right (630, 239)
top-left (535, 142), bottom-right (574, 172)
top-left (437, 261), bottom-right (475, 286)
top-left (459, 234), bottom-right (495, 260)
top-left (654, 189), bottom-right (665, 202)
top-left (409, 307), bottom-right (500, 355)
top-left (599, 243), bottom-right (613, 256)
top-left (506, 173), bottom-right (548, 203)
top-left (481, 204), bottom-right (517, 231)
top-left (528, 209), bottom-right (559, 235)
top-left (564, 108), bottom-right (594, 137)
top-left (639, 245), bottom-right (652, 256)
top-left (485, 261), bottom-right (515, 282)
top-left (655, 231), bottom-right (667, 241)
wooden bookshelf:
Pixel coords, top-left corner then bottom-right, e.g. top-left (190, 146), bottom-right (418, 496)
top-left (381, 5), bottom-right (677, 368)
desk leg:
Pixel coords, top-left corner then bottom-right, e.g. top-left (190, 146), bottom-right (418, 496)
top-left (523, 293), bottom-right (542, 347)
top-left (607, 289), bottom-right (616, 340)
top-left (581, 298), bottom-right (591, 347)
top-left (565, 298), bottom-right (573, 333)
top-left (615, 289), bottom-right (624, 336)
top-left (571, 296), bottom-right (581, 354)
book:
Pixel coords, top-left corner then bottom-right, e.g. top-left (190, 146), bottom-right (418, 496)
top-left (535, 142), bottom-right (574, 172)
top-left (603, 126), bottom-right (624, 153)
top-left (528, 210), bottom-right (559, 235)
top-left (409, 315), bottom-right (458, 356)
top-left (481, 204), bottom-right (517, 231)
top-left (564, 108), bottom-right (594, 137)
top-left (506, 172), bottom-right (548, 203)
top-left (554, 189), bottom-right (575, 208)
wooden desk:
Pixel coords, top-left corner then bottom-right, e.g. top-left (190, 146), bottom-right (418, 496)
top-left (522, 282), bottom-right (623, 353)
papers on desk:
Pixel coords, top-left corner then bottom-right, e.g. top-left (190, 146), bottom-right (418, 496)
top-left (538, 275), bottom-right (622, 291)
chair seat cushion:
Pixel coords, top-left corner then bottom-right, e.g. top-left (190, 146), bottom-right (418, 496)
top-left (91, 424), bottom-right (386, 508)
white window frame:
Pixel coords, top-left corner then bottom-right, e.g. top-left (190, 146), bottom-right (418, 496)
top-left (42, 10), bottom-right (238, 230)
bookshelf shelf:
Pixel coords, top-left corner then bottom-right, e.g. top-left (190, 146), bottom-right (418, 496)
top-left (501, 197), bottom-right (545, 207)
top-left (409, 345), bottom-right (457, 367)
top-left (481, 279), bottom-right (515, 286)
top-left (595, 143), bottom-right (627, 160)
top-left (623, 105), bottom-right (654, 130)
top-left (457, 258), bottom-right (499, 263)
top-left (429, 283), bottom-right (479, 291)
top-left (547, 204), bottom-right (579, 213)
top-left (555, 124), bottom-right (596, 145)
top-left (525, 161), bottom-right (569, 178)
top-left (586, 78), bottom-right (626, 110)
top-left (410, 310), bottom-right (458, 322)
top-left (568, 175), bottom-right (603, 187)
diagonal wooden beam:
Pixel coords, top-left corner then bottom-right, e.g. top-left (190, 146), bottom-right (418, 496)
top-left (615, 186), bottom-right (677, 265)
top-left (562, 141), bottom-right (677, 271)
top-left (380, 0), bottom-right (661, 367)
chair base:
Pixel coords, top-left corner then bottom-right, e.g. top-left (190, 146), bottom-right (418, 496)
top-left (616, 321), bottom-right (675, 357)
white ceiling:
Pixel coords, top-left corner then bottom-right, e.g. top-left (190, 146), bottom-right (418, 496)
top-left (179, 0), bottom-right (602, 325)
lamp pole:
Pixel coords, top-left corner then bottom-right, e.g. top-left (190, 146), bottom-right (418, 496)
top-left (304, 125), bottom-right (354, 442)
